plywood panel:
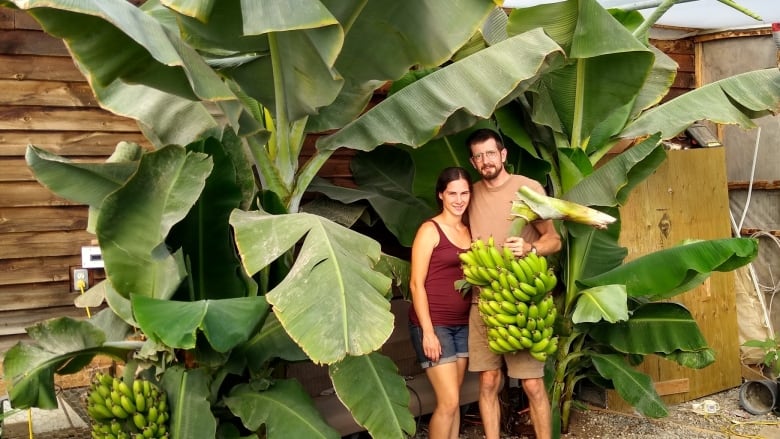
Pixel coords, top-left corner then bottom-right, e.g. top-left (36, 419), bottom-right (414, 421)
top-left (607, 147), bottom-right (740, 410)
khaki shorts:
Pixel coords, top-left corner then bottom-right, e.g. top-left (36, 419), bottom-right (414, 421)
top-left (467, 304), bottom-right (544, 379)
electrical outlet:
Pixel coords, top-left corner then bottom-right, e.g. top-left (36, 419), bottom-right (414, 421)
top-left (72, 267), bottom-right (89, 291)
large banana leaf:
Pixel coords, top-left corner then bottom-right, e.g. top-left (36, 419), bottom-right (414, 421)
top-left (588, 302), bottom-right (713, 363)
top-left (579, 238), bottom-right (758, 300)
top-left (131, 295), bottom-right (269, 353)
top-left (225, 380), bottom-right (340, 439)
top-left (97, 146), bottom-right (212, 300)
top-left (308, 147), bottom-right (436, 247)
top-left (563, 134), bottom-right (666, 207)
top-left (230, 210), bottom-right (392, 364)
top-left (316, 28), bottom-right (566, 152)
top-left (3, 317), bottom-right (142, 409)
top-left (168, 136), bottom-right (254, 300)
top-left (161, 366), bottom-right (217, 439)
top-left (590, 353), bottom-right (668, 418)
top-left (622, 68), bottom-right (780, 139)
top-left (330, 353), bottom-right (415, 438)
top-left (25, 145), bottom-right (139, 206)
top-left (508, 0), bottom-right (654, 150)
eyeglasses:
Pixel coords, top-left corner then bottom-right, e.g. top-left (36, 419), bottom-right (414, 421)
top-left (471, 150), bottom-right (499, 162)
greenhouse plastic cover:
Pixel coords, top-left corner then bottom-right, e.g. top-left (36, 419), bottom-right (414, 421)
top-left (504, 0), bottom-right (780, 31)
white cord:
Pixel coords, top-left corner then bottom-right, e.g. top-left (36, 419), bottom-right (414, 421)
top-left (736, 127), bottom-right (760, 232)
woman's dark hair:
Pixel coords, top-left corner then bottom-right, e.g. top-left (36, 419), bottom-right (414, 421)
top-left (435, 167), bottom-right (472, 209)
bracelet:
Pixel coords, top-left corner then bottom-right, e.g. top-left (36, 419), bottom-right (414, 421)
top-left (530, 244), bottom-right (537, 255)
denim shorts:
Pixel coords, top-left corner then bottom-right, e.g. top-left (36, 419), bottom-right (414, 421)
top-left (409, 324), bottom-right (469, 369)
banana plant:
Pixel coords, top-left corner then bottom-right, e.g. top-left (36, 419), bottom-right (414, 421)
top-left (0, 0), bottom-right (597, 437)
top-left (310, 0), bottom-right (778, 435)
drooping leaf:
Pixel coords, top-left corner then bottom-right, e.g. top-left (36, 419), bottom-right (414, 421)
top-left (225, 379), bottom-right (340, 439)
top-left (622, 69), bottom-right (780, 140)
top-left (317, 28), bottom-right (565, 152)
top-left (25, 144), bottom-right (139, 207)
top-left (563, 134), bottom-right (666, 207)
top-left (231, 210), bottom-right (393, 364)
top-left (3, 318), bottom-right (141, 409)
top-left (97, 145), bottom-right (212, 300)
top-left (588, 302), bottom-right (711, 360)
top-left (161, 366), bottom-right (217, 439)
top-left (132, 295), bottom-right (268, 353)
top-left (308, 147), bottom-right (436, 247)
top-left (571, 284), bottom-right (628, 323)
top-left (330, 353), bottom-right (415, 438)
top-left (591, 353), bottom-right (668, 418)
top-left (579, 238), bottom-right (758, 300)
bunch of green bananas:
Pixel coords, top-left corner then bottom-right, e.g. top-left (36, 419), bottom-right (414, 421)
top-left (459, 237), bottom-right (559, 361)
top-left (86, 372), bottom-right (170, 439)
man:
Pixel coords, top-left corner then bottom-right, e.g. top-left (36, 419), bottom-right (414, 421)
top-left (465, 128), bottom-right (562, 439)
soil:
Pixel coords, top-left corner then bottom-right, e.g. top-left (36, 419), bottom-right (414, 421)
top-left (7, 384), bottom-right (780, 439)
top-left (408, 385), bottom-right (780, 439)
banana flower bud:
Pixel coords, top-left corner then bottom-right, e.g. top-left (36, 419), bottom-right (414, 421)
top-left (510, 186), bottom-right (617, 230)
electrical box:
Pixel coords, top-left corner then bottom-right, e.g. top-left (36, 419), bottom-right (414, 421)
top-left (81, 246), bottom-right (104, 268)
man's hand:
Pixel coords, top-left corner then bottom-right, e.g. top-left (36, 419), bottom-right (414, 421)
top-left (505, 236), bottom-right (533, 257)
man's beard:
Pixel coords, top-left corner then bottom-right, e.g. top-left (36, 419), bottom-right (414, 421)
top-left (480, 163), bottom-right (503, 181)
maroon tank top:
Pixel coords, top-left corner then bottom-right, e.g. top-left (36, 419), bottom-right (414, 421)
top-left (409, 220), bottom-right (472, 326)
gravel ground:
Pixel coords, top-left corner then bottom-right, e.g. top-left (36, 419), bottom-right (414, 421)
top-left (408, 385), bottom-right (780, 439)
top-left (9, 384), bottom-right (780, 438)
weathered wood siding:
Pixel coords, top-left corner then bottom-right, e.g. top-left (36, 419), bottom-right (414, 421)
top-left (0, 7), bottom-right (150, 353)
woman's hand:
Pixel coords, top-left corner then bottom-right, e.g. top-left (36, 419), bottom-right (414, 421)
top-left (422, 331), bottom-right (442, 362)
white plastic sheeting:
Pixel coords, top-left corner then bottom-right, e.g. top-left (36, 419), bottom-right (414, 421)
top-left (504, 0), bottom-right (780, 31)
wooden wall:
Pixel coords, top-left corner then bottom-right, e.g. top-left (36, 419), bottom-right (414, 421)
top-left (0, 7), bottom-right (146, 354)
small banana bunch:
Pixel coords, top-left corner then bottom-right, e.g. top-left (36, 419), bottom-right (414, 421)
top-left (460, 237), bottom-right (559, 361)
top-left (86, 372), bottom-right (170, 439)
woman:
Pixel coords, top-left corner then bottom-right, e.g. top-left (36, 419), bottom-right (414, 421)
top-left (408, 167), bottom-right (473, 439)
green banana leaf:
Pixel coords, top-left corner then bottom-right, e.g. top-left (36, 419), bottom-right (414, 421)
top-left (161, 366), bottom-right (217, 439)
top-left (622, 69), bottom-right (780, 139)
top-left (230, 210), bottom-right (393, 364)
top-left (563, 134), bottom-right (666, 207)
top-left (3, 317), bottom-right (142, 409)
top-left (571, 284), bottom-right (628, 324)
top-left (591, 353), bottom-right (668, 418)
top-left (329, 353), bottom-right (415, 438)
top-left (509, 0), bottom-right (654, 150)
top-left (235, 313), bottom-right (307, 374)
top-left (168, 137), bottom-right (254, 300)
top-left (316, 28), bottom-right (566, 152)
top-left (588, 302), bottom-right (713, 367)
top-left (225, 379), bottom-right (340, 439)
top-left (307, 147), bottom-right (436, 247)
top-left (97, 146), bottom-right (212, 300)
top-left (24, 145), bottom-right (139, 206)
top-left (131, 295), bottom-right (268, 353)
top-left (579, 238), bottom-right (758, 300)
